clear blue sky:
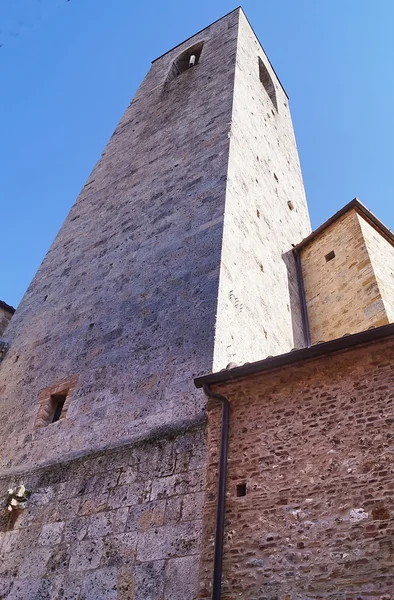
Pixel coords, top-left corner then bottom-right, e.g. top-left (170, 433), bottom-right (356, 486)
top-left (2, 0), bottom-right (394, 307)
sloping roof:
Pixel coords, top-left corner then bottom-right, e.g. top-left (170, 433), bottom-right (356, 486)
top-left (194, 322), bottom-right (394, 388)
top-left (0, 300), bottom-right (16, 314)
top-left (294, 198), bottom-right (394, 251)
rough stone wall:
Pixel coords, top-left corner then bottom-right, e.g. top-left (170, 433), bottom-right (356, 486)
top-left (358, 213), bottom-right (394, 323)
top-left (0, 11), bottom-right (240, 470)
top-left (198, 335), bottom-right (394, 599)
top-left (0, 306), bottom-right (13, 337)
top-left (0, 423), bottom-right (206, 600)
top-left (301, 208), bottom-right (388, 344)
top-left (213, 11), bottom-right (311, 370)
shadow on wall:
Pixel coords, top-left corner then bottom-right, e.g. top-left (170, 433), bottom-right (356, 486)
top-left (282, 249), bottom-right (305, 351)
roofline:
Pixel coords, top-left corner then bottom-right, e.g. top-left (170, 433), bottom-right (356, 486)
top-left (194, 323), bottom-right (394, 388)
top-left (151, 7), bottom-right (288, 99)
top-left (240, 8), bottom-right (288, 99)
top-left (295, 198), bottom-right (394, 251)
top-left (0, 300), bottom-right (15, 314)
top-left (152, 7), bottom-right (242, 64)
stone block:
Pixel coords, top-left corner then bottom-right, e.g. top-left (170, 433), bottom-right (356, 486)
top-left (108, 483), bottom-right (145, 510)
top-left (134, 560), bottom-right (166, 600)
top-left (182, 491), bottom-right (205, 522)
top-left (100, 532), bottom-right (137, 568)
top-left (136, 521), bottom-right (202, 562)
top-left (69, 539), bottom-right (103, 572)
top-left (81, 567), bottom-right (118, 600)
top-left (164, 555), bottom-right (200, 600)
top-left (39, 522), bottom-right (65, 546)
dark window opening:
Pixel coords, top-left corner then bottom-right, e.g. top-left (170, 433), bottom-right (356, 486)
top-left (325, 251), bottom-right (336, 262)
top-left (50, 393), bottom-right (67, 423)
top-left (167, 41), bottom-right (204, 82)
top-left (258, 57), bottom-right (278, 111)
top-left (236, 483), bottom-right (247, 497)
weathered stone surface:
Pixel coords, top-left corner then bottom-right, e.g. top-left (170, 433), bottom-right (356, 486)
top-left (199, 335), bottom-right (394, 599)
top-left (301, 207), bottom-right (394, 343)
top-left (0, 426), bottom-right (205, 598)
top-left (0, 7), bottom-right (313, 598)
top-left (0, 7), bottom-right (309, 474)
top-left (0, 302), bottom-right (14, 337)
top-left (164, 555), bottom-right (200, 600)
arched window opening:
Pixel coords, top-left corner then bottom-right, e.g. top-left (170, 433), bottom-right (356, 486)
top-left (167, 41), bottom-right (204, 82)
top-left (258, 57), bottom-right (278, 111)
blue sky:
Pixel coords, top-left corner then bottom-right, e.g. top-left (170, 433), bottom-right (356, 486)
top-left (2, 0), bottom-right (394, 307)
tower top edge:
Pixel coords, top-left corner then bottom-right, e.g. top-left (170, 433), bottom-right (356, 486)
top-left (151, 6), bottom-right (289, 99)
top-left (151, 6), bottom-right (242, 65)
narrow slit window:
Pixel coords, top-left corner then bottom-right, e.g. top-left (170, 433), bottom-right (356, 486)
top-left (35, 376), bottom-right (78, 429)
top-left (258, 57), bottom-right (278, 111)
top-left (325, 251), bottom-right (336, 262)
top-left (166, 41), bottom-right (204, 82)
top-left (51, 394), bottom-right (66, 423)
top-left (236, 483), bottom-right (247, 497)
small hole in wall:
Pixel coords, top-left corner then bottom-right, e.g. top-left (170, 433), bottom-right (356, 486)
top-left (256, 209), bottom-right (260, 218)
top-left (43, 295), bottom-right (48, 302)
top-left (89, 323), bottom-right (95, 329)
top-left (260, 264), bottom-right (264, 272)
top-left (325, 250), bottom-right (335, 262)
top-left (236, 483), bottom-right (247, 497)
top-left (274, 173), bottom-right (279, 182)
top-left (14, 355), bottom-right (19, 363)
top-left (287, 201), bottom-right (294, 210)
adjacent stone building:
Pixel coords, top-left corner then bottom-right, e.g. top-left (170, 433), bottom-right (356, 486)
top-left (0, 301), bottom-right (15, 337)
top-left (1, 7), bottom-right (394, 600)
top-left (196, 325), bottom-right (394, 599)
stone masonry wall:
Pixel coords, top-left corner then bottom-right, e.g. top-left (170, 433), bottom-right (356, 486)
top-left (0, 306), bottom-right (13, 337)
top-left (213, 11), bottom-right (311, 369)
top-left (301, 208), bottom-right (388, 344)
top-left (0, 11), bottom-right (240, 471)
top-left (0, 422), bottom-right (206, 600)
top-left (358, 214), bottom-right (394, 323)
top-left (198, 335), bottom-right (394, 599)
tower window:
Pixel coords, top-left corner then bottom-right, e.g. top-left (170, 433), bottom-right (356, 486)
top-left (258, 57), bottom-right (278, 111)
top-left (167, 42), bottom-right (204, 82)
top-left (35, 375), bottom-right (78, 429)
top-left (325, 251), bottom-right (336, 262)
top-left (50, 393), bottom-right (67, 423)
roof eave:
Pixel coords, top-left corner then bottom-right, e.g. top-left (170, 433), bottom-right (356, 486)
top-left (194, 323), bottom-right (394, 389)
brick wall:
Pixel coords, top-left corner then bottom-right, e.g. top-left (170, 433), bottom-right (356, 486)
top-left (301, 208), bottom-right (388, 344)
top-left (198, 335), bottom-right (394, 599)
top-left (0, 423), bottom-right (206, 599)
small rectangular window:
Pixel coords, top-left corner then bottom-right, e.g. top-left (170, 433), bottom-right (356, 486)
top-left (51, 394), bottom-right (67, 423)
top-left (35, 375), bottom-right (78, 429)
top-left (236, 483), bottom-right (247, 497)
top-left (325, 251), bottom-right (335, 262)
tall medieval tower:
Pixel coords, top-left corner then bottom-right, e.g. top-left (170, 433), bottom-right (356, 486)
top-left (0, 8), bottom-right (311, 599)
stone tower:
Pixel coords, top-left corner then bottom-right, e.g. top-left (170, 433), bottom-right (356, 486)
top-left (0, 8), bottom-right (311, 599)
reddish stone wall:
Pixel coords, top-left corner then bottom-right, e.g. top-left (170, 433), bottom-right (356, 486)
top-left (198, 335), bottom-right (394, 599)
